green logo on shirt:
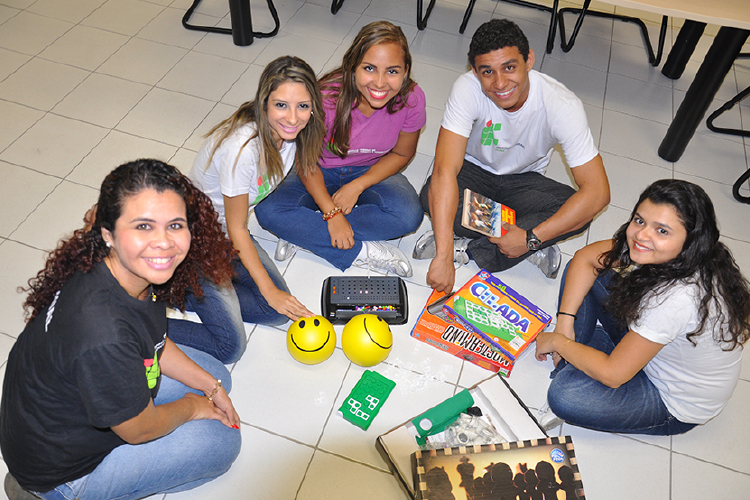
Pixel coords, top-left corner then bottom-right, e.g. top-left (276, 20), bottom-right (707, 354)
top-left (252, 173), bottom-right (271, 205)
top-left (481, 120), bottom-right (502, 146)
top-left (144, 352), bottom-right (160, 389)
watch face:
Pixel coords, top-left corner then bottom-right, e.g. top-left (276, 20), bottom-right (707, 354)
top-left (527, 230), bottom-right (541, 251)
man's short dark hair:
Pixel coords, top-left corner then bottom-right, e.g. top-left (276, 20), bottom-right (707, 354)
top-left (468, 19), bottom-right (530, 67)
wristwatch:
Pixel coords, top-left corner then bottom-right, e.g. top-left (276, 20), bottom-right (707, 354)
top-left (526, 229), bottom-right (542, 252)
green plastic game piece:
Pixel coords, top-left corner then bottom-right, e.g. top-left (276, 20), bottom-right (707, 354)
top-left (453, 296), bottom-right (520, 342)
top-left (339, 370), bottom-right (396, 430)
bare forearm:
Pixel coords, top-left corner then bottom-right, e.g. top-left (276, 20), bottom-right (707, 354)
top-left (428, 170), bottom-right (459, 260)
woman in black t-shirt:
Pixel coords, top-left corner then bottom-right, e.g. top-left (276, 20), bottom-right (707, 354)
top-left (0, 159), bottom-right (241, 500)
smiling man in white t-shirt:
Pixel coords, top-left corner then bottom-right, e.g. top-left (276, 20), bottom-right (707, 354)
top-left (415, 18), bottom-right (610, 292)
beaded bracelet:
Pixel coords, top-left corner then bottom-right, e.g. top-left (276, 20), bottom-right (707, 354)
top-left (322, 206), bottom-right (343, 221)
top-left (206, 379), bottom-right (222, 402)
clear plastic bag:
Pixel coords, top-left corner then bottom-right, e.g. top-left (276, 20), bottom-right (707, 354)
top-left (424, 413), bottom-right (506, 449)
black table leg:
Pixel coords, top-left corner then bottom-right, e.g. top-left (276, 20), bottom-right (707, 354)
top-left (658, 27), bottom-right (750, 162)
top-left (662, 20), bottom-right (706, 80)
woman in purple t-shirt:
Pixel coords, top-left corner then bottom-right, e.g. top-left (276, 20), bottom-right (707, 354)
top-left (255, 21), bottom-right (426, 277)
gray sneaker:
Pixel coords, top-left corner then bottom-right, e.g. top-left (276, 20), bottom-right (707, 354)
top-left (354, 241), bottom-right (413, 278)
top-left (413, 231), bottom-right (471, 267)
top-left (274, 238), bottom-right (298, 261)
top-left (537, 402), bottom-right (564, 431)
top-left (526, 244), bottom-right (562, 279)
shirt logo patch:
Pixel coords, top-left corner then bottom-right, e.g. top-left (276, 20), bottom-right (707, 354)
top-left (144, 351), bottom-right (161, 389)
top-left (252, 173), bottom-right (271, 205)
top-left (481, 120), bottom-right (502, 146)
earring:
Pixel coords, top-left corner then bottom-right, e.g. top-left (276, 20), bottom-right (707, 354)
top-left (106, 241), bottom-right (111, 248)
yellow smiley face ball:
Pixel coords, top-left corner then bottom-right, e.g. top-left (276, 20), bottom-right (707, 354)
top-left (287, 316), bottom-right (336, 365)
top-left (341, 314), bottom-right (393, 367)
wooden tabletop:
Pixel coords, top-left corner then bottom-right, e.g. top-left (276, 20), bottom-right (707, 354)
top-left (599, 0), bottom-right (750, 30)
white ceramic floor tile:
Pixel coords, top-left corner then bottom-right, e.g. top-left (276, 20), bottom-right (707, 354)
top-left (672, 380), bottom-right (750, 475)
top-left (564, 426), bottom-right (671, 500)
top-left (602, 152), bottom-right (672, 210)
top-left (0, 57), bottom-right (89, 111)
top-left (38, 24), bottom-right (128, 71)
top-left (137, 6), bottom-right (212, 49)
top-left (0, 4), bottom-right (19, 25)
top-left (10, 180), bottom-right (99, 251)
top-left (52, 73), bottom-right (151, 129)
top-left (675, 132), bottom-right (748, 186)
top-left (410, 63), bottom-right (460, 114)
top-left (220, 64), bottom-right (265, 108)
top-left (81, 0), bottom-right (164, 36)
top-left (116, 87), bottom-right (215, 147)
top-left (545, 31), bottom-right (612, 72)
top-left (674, 90), bottom-right (744, 144)
top-left (0, 46), bottom-right (31, 81)
top-left (608, 40), bottom-right (672, 87)
top-left (415, 105), bottom-right (442, 158)
top-left (251, 32), bottom-right (339, 74)
top-left (182, 102), bottom-right (235, 152)
top-left (599, 109), bottom-right (673, 170)
top-left (191, 31), bottom-right (266, 65)
top-left (0, 10), bottom-right (72, 56)
top-left (671, 452), bottom-right (750, 500)
top-left (96, 37), bottom-right (188, 85)
top-left (165, 425), bottom-right (314, 500)
top-left (0, 100), bottom-right (44, 153)
top-left (158, 51), bottom-right (248, 101)
top-left (0, 240), bottom-right (47, 336)
top-left (604, 73), bottom-right (674, 126)
top-left (230, 324), bottom-right (351, 445)
top-left (540, 57), bottom-right (607, 107)
top-left (410, 28), bottom-right (471, 74)
top-left (296, 450), bottom-right (406, 500)
top-left (0, 161), bottom-right (61, 238)
top-left (1, 113), bottom-right (108, 177)
top-left (283, 2), bottom-right (359, 44)
top-left (27, 0), bottom-right (106, 24)
top-left (67, 130), bottom-right (178, 189)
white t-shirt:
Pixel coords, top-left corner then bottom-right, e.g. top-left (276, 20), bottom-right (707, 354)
top-left (189, 123), bottom-right (296, 233)
top-left (441, 70), bottom-right (598, 175)
top-left (632, 279), bottom-right (742, 424)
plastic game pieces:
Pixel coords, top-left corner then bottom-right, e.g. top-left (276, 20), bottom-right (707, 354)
top-left (341, 313), bottom-right (393, 367)
top-left (286, 315), bottom-right (337, 365)
top-left (408, 389), bottom-right (474, 446)
top-left (339, 370), bottom-right (396, 430)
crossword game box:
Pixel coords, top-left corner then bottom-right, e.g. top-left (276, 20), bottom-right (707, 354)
top-left (443, 270), bottom-right (552, 362)
top-left (410, 289), bottom-right (513, 376)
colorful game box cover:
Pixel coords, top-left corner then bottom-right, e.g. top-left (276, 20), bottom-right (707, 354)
top-left (443, 270), bottom-right (552, 362)
top-left (412, 436), bottom-right (585, 500)
top-left (410, 289), bottom-right (514, 376)
top-left (461, 189), bottom-right (516, 238)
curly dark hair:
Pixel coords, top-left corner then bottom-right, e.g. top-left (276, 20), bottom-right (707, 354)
top-left (469, 18), bottom-right (530, 67)
top-left (599, 179), bottom-right (750, 350)
top-left (319, 20), bottom-right (416, 158)
top-left (23, 159), bottom-right (235, 321)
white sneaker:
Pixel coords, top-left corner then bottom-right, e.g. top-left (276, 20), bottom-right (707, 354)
top-left (526, 244), bottom-right (562, 279)
top-left (413, 231), bottom-right (471, 268)
top-left (537, 402), bottom-right (564, 431)
top-left (354, 241), bottom-right (413, 278)
top-left (274, 239), bottom-right (298, 261)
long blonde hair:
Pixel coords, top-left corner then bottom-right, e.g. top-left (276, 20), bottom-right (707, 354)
top-left (205, 56), bottom-right (325, 180)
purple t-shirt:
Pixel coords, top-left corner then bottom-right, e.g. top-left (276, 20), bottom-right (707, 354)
top-left (319, 84), bottom-right (427, 169)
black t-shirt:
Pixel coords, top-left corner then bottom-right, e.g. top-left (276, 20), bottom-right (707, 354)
top-left (0, 262), bottom-right (167, 492)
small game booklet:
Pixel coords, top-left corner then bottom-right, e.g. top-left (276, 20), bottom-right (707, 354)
top-left (412, 436), bottom-right (585, 500)
top-left (461, 189), bottom-right (516, 238)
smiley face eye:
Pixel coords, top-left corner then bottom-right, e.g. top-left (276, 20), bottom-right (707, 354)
top-left (299, 320), bottom-right (306, 328)
top-left (314, 318), bottom-right (320, 327)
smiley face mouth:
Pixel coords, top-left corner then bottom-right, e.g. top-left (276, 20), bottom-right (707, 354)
top-left (363, 317), bottom-right (392, 350)
top-left (290, 331), bottom-right (332, 352)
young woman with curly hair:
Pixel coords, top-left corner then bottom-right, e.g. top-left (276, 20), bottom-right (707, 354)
top-left (1, 159), bottom-right (241, 500)
top-left (255, 21), bottom-right (426, 277)
top-left (171, 55), bottom-right (326, 363)
top-left (535, 179), bottom-right (750, 435)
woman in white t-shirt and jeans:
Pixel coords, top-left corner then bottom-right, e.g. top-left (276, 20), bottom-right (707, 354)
top-left (169, 56), bottom-right (325, 363)
top-left (535, 179), bottom-right (750, 435)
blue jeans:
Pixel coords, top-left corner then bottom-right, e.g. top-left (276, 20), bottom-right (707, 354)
top-left (546, 265), bottom-right (697, 435)
top-left (35, 346), bottom-right (242, 500)
top-left (420, 159), bottom-right (588, 272)
top-left (168, 234), bottom-right (288, 363)
top-left (255, 166), bottom-right (423, 270)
